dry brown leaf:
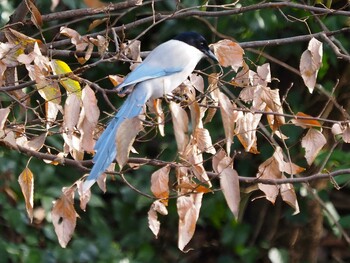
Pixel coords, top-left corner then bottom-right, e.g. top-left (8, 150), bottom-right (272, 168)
top-left (300, 37), bottom-right (323, 93)
top-left (28, 0), bottom-right (43, 29)
top-left (260, 87), bottom-right (285, 131)
top-left (218, 156), bottom-right (240, 219)
top-left (280, 182), bottom-right (300, 215)
top-left (235, 112), bottom-right (261, 154)
top-left (1, 129), bottom-right (18, 150)
top-left (88, 18), bottom-right (108, 32)
top-left (18, 167), bottom-right (34, 222)
top-left (148, 200), bottom-right (168, 238)
top-left (147, 99), bottom-right (165, 137)
top-left (232, 61), bottom-right (256, 87)
top-left (343, 125), bottom-right (350, 143)
top-left (177, 193), bottom-right (203, 251)
top-left (84, 0), bottom-right (107, 8)
top-left (194, 128), bottom-right (216, 154)
top-left (116, 117), bottom-right (143, 169)
top-left (189, 73), bottom-right (204, 93)
top-left (212, 149), bottom-right (227, 174)
top-left (60, 27), bottom-right (89, 52)
top-left (0, 107), bottom-right (10, 131)
top-left (51, 187), bottom-right (78, 248)
top-left (257, 147), bottom-right (302, 213)
top-left (24, 132), bottom-right (47, 151)
top-left (63, 93), bottom-right (81, 155)
top-left (273, 147), bottom-right (305, 175)
top-left (78, 86), bottom-right (100, 152)
top-left (211, 39), bottom-right (244, 71)
top-left (76, 180), bottom-right (91, 211)
top-left (204, 74), bottom-right (220, 124)
top-left (331, 123), bottom-right (350, 143)
top-left (257, 157), bottom-right (280, 203)
top-left (108, 75), bottom-right (124, 86)
top-left (301, 128), bottom-right (327, 165)
top-left (218, 92), bottom-right (237, 155)
top-left (170, 101), bottom-right (189, 154)
top-left (183, 141), bottom-right (212, 187)
top-left (292, 112), bottom-right (322, 128)
top-left (151, 165), bottom-right (170, 204)
top-left (122, 40), bottom-right (142, 71)
top-left (257, 63), bottom-right (271, 85)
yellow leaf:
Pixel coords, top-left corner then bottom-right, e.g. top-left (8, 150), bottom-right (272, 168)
top-left (51, 59), bottom-right (82, 97)
top-left (18, 167), bottom-right (34, 222)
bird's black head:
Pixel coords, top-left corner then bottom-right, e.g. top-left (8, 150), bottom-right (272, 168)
top-left (174, 32), bottom-right (218, 62)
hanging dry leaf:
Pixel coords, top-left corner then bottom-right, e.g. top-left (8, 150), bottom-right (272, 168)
top-left (260, 86), bottom-right (285, 131)
top-left (183, 140), bottom-right (211, 187)
top-left (218, 156), bottom-right (240, 218)
top-left (148, 200), bottom-right (168, 238)
top-left (18, 167), bottom-right (34, 222)
top-left (88, 18), bottom-right (108, 32)
top-left (212, 149), bottom-right (227, 174)
top-left (62, 93), bottom-right (81, 156)
top-left (211, 39), bottom-right (244, 71)
top-left (116, 117), bottom-right (143, 168)
top-left (257, 156), bottom-right (280, 203)
top-left (177, 193), bottom-right (203, 251)
top-left (76, 180), bottom-right (91, 211)
top-left (280, 182), bottom-right (300, 214)
top-left (170, 101), bottom-right (189, 154)
top-left (257, 63), bottom-right (271, 86)
top-left (218, 92), bottom-right (240, 155)
top-left (28, 0), bottom-right (43, 29)
top-left (78, 85), bottom-right (100, 152)
top-left (292, 112), bottom-right (322, 128)
top-left (235, 112), bottom-right (261, 154)
top-left (189, 73), bottom-right (204, 93)
top-left (301, 128), bottom-right (327, 165)
top-left (151, 165), bottom-right (170, 205)
top-left (147, 99), bottom-right (165, 137)
top-left (0, 107), bottom-right (10, 131)
top-left (232, 61), bottom-right (257, 87)
top-left (331, 123), bottom-right (350, 143)
top-left (300, 37), bottom-right (323, 93)
top-left (24, 132), bottom-right (47, 151)
top-left (108, 75), bottom-right (124, 86)
top-left (343, 125), bottom-right (350, 143)
top-left (51, 187), bottom-right (78, 248)
top-left (194, 128), bottom-right (216, 154)
top-left (257, 147), bottom-right (303, 213)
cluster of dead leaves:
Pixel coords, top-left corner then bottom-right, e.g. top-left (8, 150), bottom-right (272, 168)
top-left (1, 23), bottom-right (347, 251)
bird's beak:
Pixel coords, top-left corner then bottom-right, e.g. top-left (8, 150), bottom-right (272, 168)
top-left (205, 49), bottom-right (218, 63)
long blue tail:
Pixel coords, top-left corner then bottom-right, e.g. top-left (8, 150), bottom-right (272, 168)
top-left (82, 88), bottom-right (149, 192)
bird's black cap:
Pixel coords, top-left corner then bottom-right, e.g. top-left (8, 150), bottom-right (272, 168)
top-left (174, 32), bottom-right (218, 62)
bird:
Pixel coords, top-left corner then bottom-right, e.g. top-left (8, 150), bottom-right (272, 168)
top-left (82, 32), bottom-right (218, 193)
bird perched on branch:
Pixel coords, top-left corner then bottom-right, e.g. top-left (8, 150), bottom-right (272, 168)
top-left (82, 32), bottom-right (218, 193)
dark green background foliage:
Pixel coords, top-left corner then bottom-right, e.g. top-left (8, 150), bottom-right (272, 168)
top-left (1, 0), bottom-right (350, 262)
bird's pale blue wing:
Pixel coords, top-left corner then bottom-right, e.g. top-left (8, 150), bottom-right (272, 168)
top-left (117, 64), bottom-right (182, 90)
